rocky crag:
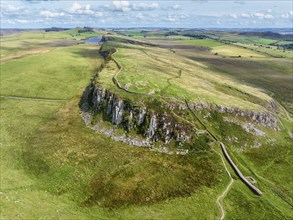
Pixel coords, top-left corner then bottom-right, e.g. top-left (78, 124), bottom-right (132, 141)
top-left (80, 37), bottom-right (278, 149)
top-left (80, 82), bottom-right (277, 149)
top-left (80, 83), bottom-right (193, 147)
top-left (188, 102), bottom-right (277, 128)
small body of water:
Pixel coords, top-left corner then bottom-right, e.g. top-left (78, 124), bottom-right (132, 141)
top-left (83, 37), bottom-right (102, 44)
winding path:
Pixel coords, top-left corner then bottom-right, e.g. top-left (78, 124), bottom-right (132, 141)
top-left (214, 148), bottom-right (234, 220)
top-left (0, 95), bottom-right (66, 102)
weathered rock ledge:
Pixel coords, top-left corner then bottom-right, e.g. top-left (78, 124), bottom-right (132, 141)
top-left (80, 83), bottom-right (193, 146)
top-left (188, 102), bottom-right (277, 128)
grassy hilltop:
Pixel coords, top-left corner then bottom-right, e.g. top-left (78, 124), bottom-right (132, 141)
top-left (0, 28), bottom-right (292, 219)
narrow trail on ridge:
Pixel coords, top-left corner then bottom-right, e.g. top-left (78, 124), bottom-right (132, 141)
top-left (214, 149), bottom-right (234, 220)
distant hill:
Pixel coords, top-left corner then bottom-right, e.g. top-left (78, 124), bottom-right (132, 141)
top-left (239, 31), bottom-right (293, 41)
top-left (44, 27), bottom-right (70, 32)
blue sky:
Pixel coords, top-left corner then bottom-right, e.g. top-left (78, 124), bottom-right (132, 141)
top-left (1, 0), bottom-right (292, 28)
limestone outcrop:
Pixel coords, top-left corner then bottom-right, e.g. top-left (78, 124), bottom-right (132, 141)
top-left (81, 84), bottom-right (192, 145)
top-left (188, 102), bottom-right (277, 128)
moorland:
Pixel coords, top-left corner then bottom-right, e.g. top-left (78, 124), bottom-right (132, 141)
top-left (0, 27), bottom-right (292, 219)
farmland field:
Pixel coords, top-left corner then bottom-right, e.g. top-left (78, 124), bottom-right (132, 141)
top-left (180, 39), bottom-right (224, 47)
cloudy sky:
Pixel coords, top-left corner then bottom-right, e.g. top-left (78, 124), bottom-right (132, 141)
top-left (1, 0), bottom-right (292, 28)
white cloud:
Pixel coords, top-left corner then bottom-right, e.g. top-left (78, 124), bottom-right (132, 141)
top-left (108, 1), bottom-right (159, 12)
top-left (162, 4), bottom-right (181, 11)
top-left (1, 4), bottom-right (28, 16)
top-left (40, 10), bottom-right (64, 17)
top-left (230, 14), bottom-right (238, 19)
top-left (263, 14), bottom-right (274, 19)
top-left (252, 12), bottom-right (274, 19)
top-left (3, 4), bottom-right (22, 13)
top-left (172, 4), bottom-right (181, 10)
top-left (240, 13), bottom-right (251, 18)
top-left (112, 1), bottom-right (130, 12)
top-left (69, 2), bottom-right (95, 15)
top-left (233, 1), bottom-right (245, 4)
top-left (85, 4), bottom-right (91, 11)
top-left (280, 11), bottom-right (293, 18)
top-left (162, 14), bottom-right (185, 23)
top-left (136, 12), bottom-right (145, 20)
top-left (1, 0), bottom-right (291, 28)
top-left (94, 12), bottom-right (103, 17)
top-left (132, 2), bottom-right (159, 11)
top-left (69, 2), bottom-right (81, 13)
top-left (280, 14), bottom-right (289, 18)
top-left (15, 19), bottom-right (30, 24)
top-left (226, 11), bottom-right (275, 20)
top-left (22, 0), bottom-right (58, 3)
top-left (15, 18), bottom-right (44, 24)
top-left (165, 17), bottom-right (176, 22)
top-left (253, 12), bottom-right (264, 18)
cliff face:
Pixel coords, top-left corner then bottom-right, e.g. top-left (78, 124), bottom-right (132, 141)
top-left (82, 84), bottom-right (192, 145)
top-left (188, 102), bottom-right (277, 128)
top-left (80, 81), bottom-right (278, 149)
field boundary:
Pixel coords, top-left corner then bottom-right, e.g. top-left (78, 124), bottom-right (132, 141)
top-left (0, 95), bottom-right (66, 102)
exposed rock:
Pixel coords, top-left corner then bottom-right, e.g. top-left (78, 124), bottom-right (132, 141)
top-left (106, 94), bottom-right (114, 115)
top-left (89, 122), bottom-right (151, 147)
top-left (224, 117), bottom-right (266, 137)
top-left (204, 112), bottom-right (211, 119)
top-left (176, 130), bottom-right (190, 142)
top-left (178, 103), bottom-right (187, 110)
top-left (92, 87), bottom-right (106, 111)
top-left (243, 123), bottom-right (266, 137)
top-left (253, 142), bottom-right (262, 148)
top-left (79, 84), bottom-right (93, 112)
top-left (267, 100), bottom-right (278, 112)
top-left (136, 107), bottom-right (146, 126)
top-left (147, 114), bottom-right (158, 140)
top-left (161, 119), bottom-right (171, 144)
top-left (190, 101), bottom-right (277, 128)
top-left (176, 149), bottom-right (189, 155)
top-left (126, 110), bottom-right (133, 131)
top-left (80, 84), bottom-right (193, 146)
top-left (124, 83), bottom-right (132, 90)
top-left (112, 98), bottom-right (124, 125)
top-left (81, 112), bottom-right (93, 126)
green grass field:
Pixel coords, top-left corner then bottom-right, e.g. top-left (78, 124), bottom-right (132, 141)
top-left (104, 40), bottom-right (273, 112)
top-left (1, 44), bottom-right (99, 99)
top-left (0, 29), bottom-right (225, 219)
top-left (1, 29), bottom-right (292, 219)
top-left (180, 39), bottom-right (224, 47)
top-left (212, 45), bottom-right (267, 58)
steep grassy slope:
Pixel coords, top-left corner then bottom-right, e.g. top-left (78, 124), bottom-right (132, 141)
top-left (147, 38), bottom-right (292, 115)
top-left (102, 38), bottom-right (273, 112)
